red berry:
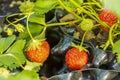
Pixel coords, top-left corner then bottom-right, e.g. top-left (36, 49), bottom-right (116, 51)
top-left (26, 40), bottom-right (50, 63)
top-left (99, 9), bottom-right (118, 32)
top-left (65, 48), bottom-right (88, 70)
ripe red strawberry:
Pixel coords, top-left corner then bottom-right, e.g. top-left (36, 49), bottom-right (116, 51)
top-left (26, 40), bottom-right (50, 63)
top-left (65, 48), bottom-right (88, 70)
top-left (99, 9), bottom-right (118, 32)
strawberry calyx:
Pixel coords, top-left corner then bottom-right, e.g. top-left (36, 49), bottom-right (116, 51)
top-left (27, 27), bottom-right (47, 50)
top-left (71, 42), bottom-right (88, 52)
top-left (26, 39), bottom-right (46, 51)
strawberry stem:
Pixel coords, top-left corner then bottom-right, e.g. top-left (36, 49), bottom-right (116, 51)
top-left (57, 0), bottom-right (82, 20)
top-left (46, 19), bottom-right (80, 27)
top-left (91, 0), bottom-right (102, 8)
top-left (6, 13), bottom-right (26, 18)
top-left (35, 27), bottom-right (47, 40)
top-left (80, 31), bottom-right (87, 47)
top-left (26, 12), bottom-right (34, 41)
top-left (5, 13), bottom-right (27, 30)
top-left (103, 24), bottom-right (116, 50)
top-left (109, 25), bottom-right (115, 46)
top-left (103, 40), bottom-right (110, 51)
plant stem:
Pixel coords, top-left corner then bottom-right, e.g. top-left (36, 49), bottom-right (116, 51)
top-left (46, 19), bottom-right (80, 27)
top-left (103, 24), bottom-right (115, 50)
top-left (6, 13), bottom-right (26, 19)
top-left (114, 32), bottom-right (120, 37)
top-left (113, 22), bottom-right (120, 37)
top-left (6, 18), bottom-right (17, 28)
top-left (80, 31), bottom-right (87, 47)
top-left (57, 0), bottom-right (81, 19)
top-left (5, 16), bottom-right (27, 28)
top-left (109, 25), bottom-right (115, 46)
top-left (6, 13), bottom-right (29, 21)
top-left (91, 0), bottom-right (102, 8)
top-left (103, 40), bottom-right (110, 51)
top-left (5, 12), bottom-right (30, 30)
top-left (38, 27), bottom-right (47, 40)
top-left (26, 12), bottom-right (34, 41)
top-left (83, 2), bottom-right (101, 7)
top-left (70, 0), bottom-right (109, 29)
top-left (6, 13), bottom-right (24, 27)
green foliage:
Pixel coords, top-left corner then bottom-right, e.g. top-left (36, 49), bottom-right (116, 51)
top-left (2, 0), bottom-right (120, 79)
top-left (63, 1), bottom-right (76, 9)
top-left (17, 23), bottom-right (44, 39)
top-left (24, 60), bottom-right (43, 71)
top-left (29, 14), bottom-right (45, 25)
top-left (7, 70), bottom-right (39, 80)
top-left (113, 40), bottom-right (120, 53)
top-left (116, 53), bottom-right (120, 63)
top-left (0, 40), bottom-right (26, 70)
top-left (100, 0), bottom-right (120, 63)
top-left (63, 0), bottom-right (83, 9)
top-left (34, 0), bottom-right (57, 15)
top-left (75, 0), bottom-right (83, 4)
top-left (112, 40), bottom-right (120, 63)
top-left (0, 35), bottom-right (16, 54)
top-left (28, 0), bottom-right (57, 25)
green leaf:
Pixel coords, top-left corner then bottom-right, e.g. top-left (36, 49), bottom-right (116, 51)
top-left (24, 60), bottom-right (42, 71)
top-left (16, 70), bottom-right (39, 80)
top-left (6, 40), bottom-right (26, 54)
top-left (63, 0), bottom-right (83, 9)
top-left (100, 0), bottom-right (120, 19)
top-left (17, 23), bottom-right (44, 39)
top-left (7, 70), bottom-right (39, 80)
top-left (34, 0), bottom-right (57, 15)
top-left (29, 14), bottom-right (45, 25)
top-left (116, 53), bottom-right (120, 63)
top-left (0, 40), bottom-right (26, 70)
top-left (112, 40), bottom-right (120, 53)
top-left (0, 35), bottom-right (16, 54)
top-left (75, 0), bottom-right (83, 4)
top-left (63, 1), bottom-right (76, 9)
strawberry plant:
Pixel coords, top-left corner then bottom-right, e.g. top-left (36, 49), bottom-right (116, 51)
top-left (0, 0), bottom-right (120, 79)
